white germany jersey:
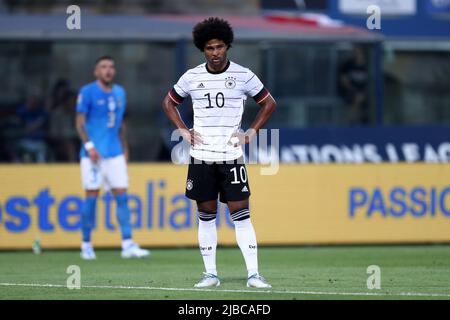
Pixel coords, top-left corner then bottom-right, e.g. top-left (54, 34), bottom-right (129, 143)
top-left (169, 61), bottom-right (270, 162)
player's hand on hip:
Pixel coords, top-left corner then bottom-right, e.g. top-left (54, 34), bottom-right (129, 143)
top-left (88, 148), bottom-right (101, 162)
top-left (229, 129), bottom-right (257, 147)
top-left (181, 128), bottom-right (203, 146)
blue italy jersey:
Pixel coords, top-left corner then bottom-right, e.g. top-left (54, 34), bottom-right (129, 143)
top-left (76, 81), bottom-right (127, 159)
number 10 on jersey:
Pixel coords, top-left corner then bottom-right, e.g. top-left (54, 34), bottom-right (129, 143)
top-left (204, 92), bottom-right (225, 108)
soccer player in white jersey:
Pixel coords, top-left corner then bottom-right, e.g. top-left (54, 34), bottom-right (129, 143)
top-left (162, 18), bottom-right (277, 288)
top-left (75, 56), bottom-right (150, 260)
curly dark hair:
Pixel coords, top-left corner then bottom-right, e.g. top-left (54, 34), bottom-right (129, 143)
top-left (192, 17), bottom-right (234, 51)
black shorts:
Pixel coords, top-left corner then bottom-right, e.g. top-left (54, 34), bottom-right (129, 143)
top-left (185, 156), bottom-right (251, 203)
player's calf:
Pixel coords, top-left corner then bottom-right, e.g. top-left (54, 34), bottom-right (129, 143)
top-left (195, 210), bottom-right (219, 286)
top-left (231, 207), bottom-right (271, 288)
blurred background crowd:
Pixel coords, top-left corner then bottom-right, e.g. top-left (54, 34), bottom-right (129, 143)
top-left (0, 0), bottom-right (449, 163)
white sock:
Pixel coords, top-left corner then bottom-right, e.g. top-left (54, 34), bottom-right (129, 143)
top-left (122, 239), bottom-right (134, 250)
top-left (81, 242), bottom-right (93, 251)
top-left (234, 218), bottom-right (259, 278)
top-left (198, 218), bottom-right (218, 276)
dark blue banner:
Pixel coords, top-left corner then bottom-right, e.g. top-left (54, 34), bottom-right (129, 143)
top-left (426, 0), bottom-right (450, 14)
top-left (246, 125), bottom-right (450, 163)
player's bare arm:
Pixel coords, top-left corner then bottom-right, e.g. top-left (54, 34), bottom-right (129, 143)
top-left (75, 112), bottom-right (101, 162)
top-left (162, 94), bottom-right (202, 145)
top-left (119, 120), bottom-right (129, 162)
top-left (232, 94), bottom-right (277, 145)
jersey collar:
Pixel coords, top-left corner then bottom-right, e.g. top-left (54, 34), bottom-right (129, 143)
top-left (205, 60), bottom-right (230, 75)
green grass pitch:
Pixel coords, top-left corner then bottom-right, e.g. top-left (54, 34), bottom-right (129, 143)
top-left (1, 246), bottom-right (450, 300)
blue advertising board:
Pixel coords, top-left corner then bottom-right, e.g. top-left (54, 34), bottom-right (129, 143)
top-left (244, 125), bottom-right (450, 163)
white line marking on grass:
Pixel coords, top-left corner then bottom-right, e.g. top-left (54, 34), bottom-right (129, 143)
top-left (1, 282), bottom-right (450, 298)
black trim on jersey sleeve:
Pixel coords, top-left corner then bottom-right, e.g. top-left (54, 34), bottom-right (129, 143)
top-left (253, 88), bottom-right (270, 104)
top-left (168, 88), bottom-right (185, 105)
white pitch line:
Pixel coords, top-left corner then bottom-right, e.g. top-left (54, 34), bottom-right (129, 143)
top-left (1, 282), bottom-right (450, 298)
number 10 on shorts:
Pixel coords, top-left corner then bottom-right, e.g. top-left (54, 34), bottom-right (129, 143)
top-left (230, 166), bottom-right (247, 184)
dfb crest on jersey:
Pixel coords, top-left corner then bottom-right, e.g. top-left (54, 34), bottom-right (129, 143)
top-left (225, 77), bottom-right (236, 89)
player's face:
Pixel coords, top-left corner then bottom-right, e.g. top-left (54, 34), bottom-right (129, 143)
top-left (94, 59), bottom-right (115, 85)
top-left (203, 39), bottom-right (228, 71)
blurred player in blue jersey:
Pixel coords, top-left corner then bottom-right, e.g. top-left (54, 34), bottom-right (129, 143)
top-left (75, 56), bottom-right (150, 260)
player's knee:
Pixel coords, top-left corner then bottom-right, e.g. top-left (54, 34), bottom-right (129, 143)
top-left (196, 200), bottom-right (217, 214)
top-left (86, 190), bottom-right (100, 197)
top-left (230, 208), bottom-right (250, 221)
top-left (198, 211), bottom-right (217, 222)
